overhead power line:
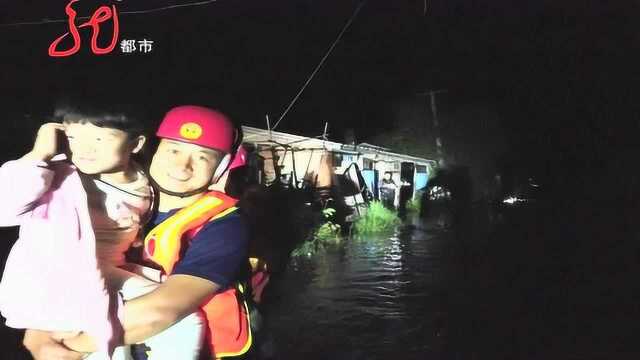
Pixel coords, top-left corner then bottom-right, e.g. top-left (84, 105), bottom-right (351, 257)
top-left (271, 0), bottom-right (367, 131)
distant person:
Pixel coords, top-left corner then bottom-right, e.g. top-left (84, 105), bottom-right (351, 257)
top-left (380, 172), bottom-right (397, 209)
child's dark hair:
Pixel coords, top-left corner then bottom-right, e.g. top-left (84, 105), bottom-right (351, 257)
top-left (54, 100), bottom-right (146, 139)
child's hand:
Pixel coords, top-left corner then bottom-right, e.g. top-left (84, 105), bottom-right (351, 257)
top-left (23, 329), bottom-right (84, 360)
top-left (51, 331), bottom-right (82, 341)
top-left (23, 123), bottom-right (67, 162)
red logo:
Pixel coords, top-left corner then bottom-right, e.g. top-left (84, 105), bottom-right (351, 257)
top-left (48, 0), bottom-right (120, 57)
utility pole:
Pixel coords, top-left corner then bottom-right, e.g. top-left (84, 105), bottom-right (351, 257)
top-left (418, 89), bottom-right (447, 167)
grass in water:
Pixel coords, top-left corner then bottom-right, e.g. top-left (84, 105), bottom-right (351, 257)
top-left (291, 208), bottom-right (342, 257)
top-left (353, 201), bottom-right (401, 234)
top-left (406, 197), bottom-right (422, 213)
top-left (292, 201), bottom-right (405, 257)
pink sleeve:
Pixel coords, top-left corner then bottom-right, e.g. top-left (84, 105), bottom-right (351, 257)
top-left (0, 159), bottom-right (55, 226)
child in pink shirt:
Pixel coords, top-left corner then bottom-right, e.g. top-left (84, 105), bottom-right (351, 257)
top-left (0, 104), bottom-right (201, 359)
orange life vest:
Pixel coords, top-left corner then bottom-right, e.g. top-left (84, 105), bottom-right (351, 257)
top-left (143, 190), bottom-right (252, 358)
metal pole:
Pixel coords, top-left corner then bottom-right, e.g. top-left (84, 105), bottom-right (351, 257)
top-left (266, 114), bottom-right (272, 141)
top-left (418, 89), bottom-right (447, 166)
top-left (430, 91), bottom-right (443, 160)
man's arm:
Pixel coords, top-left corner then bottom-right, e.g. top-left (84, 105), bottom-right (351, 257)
top-left (121, 274), bottom-right (219, 344)
top-left (62, 274), bottom-right (220, 352)
top-left (64, 212), bottom-right (247, 353)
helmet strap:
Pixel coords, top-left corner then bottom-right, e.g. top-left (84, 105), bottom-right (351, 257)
top-left (211, 153), bottom-right (232, 183)
top-left (149, 153), bottom-right (232, 198)
top-left (151, 124), bottom-right (241, 198)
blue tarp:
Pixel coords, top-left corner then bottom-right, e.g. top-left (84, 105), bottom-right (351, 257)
top-left (361, 169), bottom-right (378, 199)
top-left (415, 173), bottom-right (428, 191)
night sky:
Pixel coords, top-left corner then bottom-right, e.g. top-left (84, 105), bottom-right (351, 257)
top-left (1, 0), bottom-right (639, 197)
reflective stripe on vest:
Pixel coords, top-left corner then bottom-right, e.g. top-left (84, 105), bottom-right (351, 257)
top-left (143, 190), bottom-right (252, 358)
top-left (144, 191), bottom-right (238, 274)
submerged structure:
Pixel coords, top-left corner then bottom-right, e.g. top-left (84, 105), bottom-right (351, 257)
top-left (238, 126), bottom-right (437, 219)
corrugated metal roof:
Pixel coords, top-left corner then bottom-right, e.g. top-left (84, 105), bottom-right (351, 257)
top-left (241, 125), bottom-right (437, 166)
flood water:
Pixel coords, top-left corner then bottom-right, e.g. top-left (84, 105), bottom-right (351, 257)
top-left (262, 201), bottom-right (637, 360)
top-left (264, 215), bottom-right (451, 359)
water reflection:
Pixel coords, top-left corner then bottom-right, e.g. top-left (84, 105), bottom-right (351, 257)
top-left (267, 214), bottom-right (447, 359)
top-left (271, 199), bottom-right (602, 359)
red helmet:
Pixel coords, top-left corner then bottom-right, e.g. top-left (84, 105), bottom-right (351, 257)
top-left (156, 105), bottom-right (236, 153)
top-left (157, 105), bottom-right (241, 183)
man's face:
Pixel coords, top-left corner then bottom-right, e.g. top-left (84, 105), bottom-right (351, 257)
top-left (64, 122), bottom-right (133, 175)
top-left (150, 139), bottom-right (223, 193)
